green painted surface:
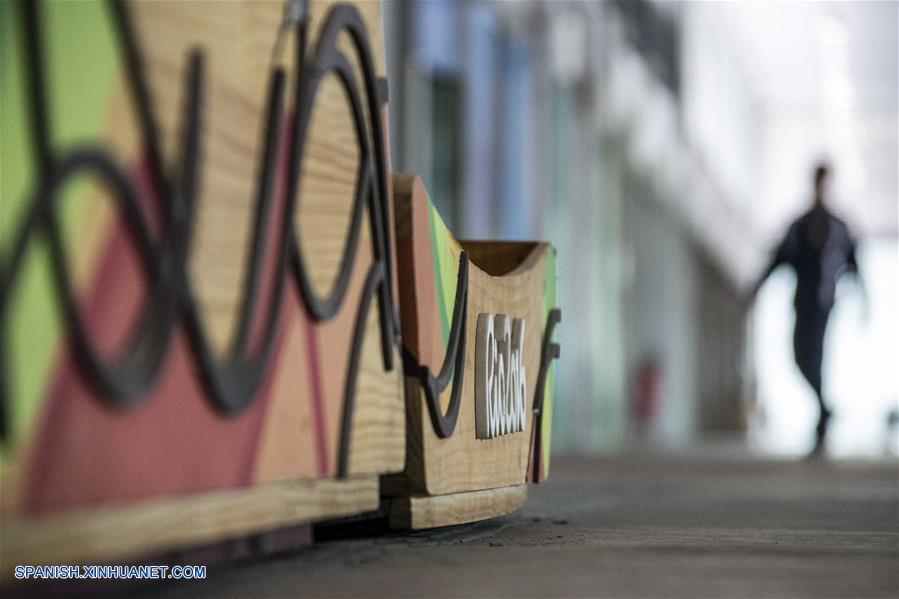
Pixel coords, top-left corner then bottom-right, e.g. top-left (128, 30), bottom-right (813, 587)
top-left (1, 0), bottom-right (120, 454)
top-left (427, 202), bottom-right (460, 346)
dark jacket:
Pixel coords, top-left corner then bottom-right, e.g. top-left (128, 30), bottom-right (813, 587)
top-left (767, 205), bottom-right (858, 313)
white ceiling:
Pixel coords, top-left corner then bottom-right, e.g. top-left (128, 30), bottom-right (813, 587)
top-left (719, 1), bottom-right (897, 239)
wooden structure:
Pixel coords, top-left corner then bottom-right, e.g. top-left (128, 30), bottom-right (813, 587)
top-left (0, 0), bottom-right (403, 572)
top-left (0, 0), bottom-right (559, 576)
top-left (387, 175), bottom-right (559, 528)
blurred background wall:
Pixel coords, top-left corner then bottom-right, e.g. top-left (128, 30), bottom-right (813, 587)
top-left (381, 0), bottom-right (898, 457)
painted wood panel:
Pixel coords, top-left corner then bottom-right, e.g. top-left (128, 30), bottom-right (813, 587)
top-left (391, 174), bottom-right (559, 505)
top-left (0, 0), bottom-right (403, 569)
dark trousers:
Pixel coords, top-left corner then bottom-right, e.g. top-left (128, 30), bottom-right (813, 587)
top-left (793, 308), bottom-right (831, 434)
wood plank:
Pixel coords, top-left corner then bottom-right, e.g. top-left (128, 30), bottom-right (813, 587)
top-left (389, 484), bottom-right (528, 530)
top-left (128, 0), bottom-right (386, 354)
top-left (0, 73), bottom-right (143, 519)
top-left (3, 0), bottom-right (403, 518)
top-left (393, 175), bottom-right (555, 497)
top-left (1, 2), bottom-right (405, 571)
top-left (124, 0), bottom-right (405, 482)
top-left (1, 475), bottom-right (379, 577)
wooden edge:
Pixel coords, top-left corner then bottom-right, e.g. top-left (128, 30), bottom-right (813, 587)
top-left (388, 484), bottom-right (528, 530)
top-left (396, 174), bottom-right (549, 281)
top-left (458, 240), bottom-right (549, 278)
top-left (0, 476), bottom-right (379, 578)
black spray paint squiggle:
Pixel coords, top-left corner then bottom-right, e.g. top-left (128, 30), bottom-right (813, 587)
top-left (0, 0), bottom-right (470, 474)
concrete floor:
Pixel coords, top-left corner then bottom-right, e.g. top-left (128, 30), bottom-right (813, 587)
top-left (132, 451), bottom-right (897, 598)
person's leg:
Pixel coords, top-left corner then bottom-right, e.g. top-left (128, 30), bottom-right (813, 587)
top-left (793, 309), bottom-right (830, 448)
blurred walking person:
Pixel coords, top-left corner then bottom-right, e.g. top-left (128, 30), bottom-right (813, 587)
top-left (748, 163), bottom-right (863, 455)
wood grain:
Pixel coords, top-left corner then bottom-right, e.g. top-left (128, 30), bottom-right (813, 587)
top-left (252, 300), bottom-right (321, 482)
top-left (2, 0), bottom-right (403, 539)
top-left (122, 0), bottom-right (404, 482)
top-left (1, 475), bottom-right (379, 577)
top-left (392, 175), bottom-right (554, 497)
top-left (389, 484), bottom-right (528, 530)
top-left (127, 0), bottom-right (385, 354)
